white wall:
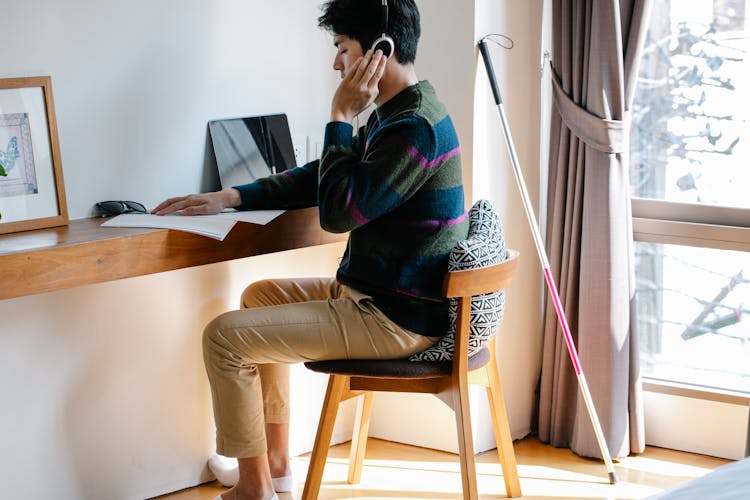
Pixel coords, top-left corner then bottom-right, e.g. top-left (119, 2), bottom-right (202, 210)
top-left (0, 0), bottom-right (543, 498)
top-left (0, 0), bottom-right (336, 217)
top-left (644, 393), bottom-right (748, 460)
top-left (473, 0), bottom-right (545, 441)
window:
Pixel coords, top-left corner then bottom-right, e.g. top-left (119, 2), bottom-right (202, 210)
top-left (630, 0), bottom-right (750, 395)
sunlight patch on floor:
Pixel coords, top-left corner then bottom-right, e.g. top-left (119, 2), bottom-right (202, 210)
top-left (288, 453), bottom-right (673, 500)
top-left (155, 438), bottom-right (730, 500)
top-left (614, 455), bottom-right (715, 478)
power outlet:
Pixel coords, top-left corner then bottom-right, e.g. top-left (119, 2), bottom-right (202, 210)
top-left (312, 138), bottom-right (324, 160)
top-left (292, 135), bottom-right (308, 166)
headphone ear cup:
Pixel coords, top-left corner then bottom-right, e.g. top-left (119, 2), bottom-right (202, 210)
top-left (371, 34), bottom-right (394, 58)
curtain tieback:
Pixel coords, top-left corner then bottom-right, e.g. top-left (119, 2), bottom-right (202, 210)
top-left (550, 66), bottom-right (629, 154)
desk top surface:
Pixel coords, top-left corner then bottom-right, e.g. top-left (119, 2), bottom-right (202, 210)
top-left (1, 217), bottom-right (155, 255)
top-left (0, 207), bottom-right (346, 300)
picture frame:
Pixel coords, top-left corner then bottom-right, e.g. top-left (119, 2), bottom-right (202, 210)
top-left (0, 76), bottom-right (68, 234)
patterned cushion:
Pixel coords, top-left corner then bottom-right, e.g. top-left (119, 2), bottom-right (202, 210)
top-left (409, 199), bottom-right (507, 361)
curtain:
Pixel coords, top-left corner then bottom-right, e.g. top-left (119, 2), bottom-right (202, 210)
top-left (537, 0), bottom-right (653, 459)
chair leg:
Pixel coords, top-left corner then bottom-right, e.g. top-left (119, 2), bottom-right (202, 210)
top-left (347, 391), bottom-right (373, 484)
top-left (450, 373), bottom-right (480, 500)
top-left (485, 340), bottom-right (522, 497)
top-left (302, 374), bottom-right (349, 500)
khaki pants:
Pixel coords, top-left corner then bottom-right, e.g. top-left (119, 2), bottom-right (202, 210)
top-left (203, 277), bottom-right (439, 458)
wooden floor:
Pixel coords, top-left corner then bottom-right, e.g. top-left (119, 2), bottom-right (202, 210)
top-left (153, 436), bottom-right (730, 499)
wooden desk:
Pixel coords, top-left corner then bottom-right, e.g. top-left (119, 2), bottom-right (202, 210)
top-left (0, 207), bottom-right (346, 301)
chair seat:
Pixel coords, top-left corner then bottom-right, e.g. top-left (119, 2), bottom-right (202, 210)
top-left (304, 346), bottom-right (490, 378)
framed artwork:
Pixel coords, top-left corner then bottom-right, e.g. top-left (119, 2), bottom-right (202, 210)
top-left (0, 76), bottom-right (68, 234)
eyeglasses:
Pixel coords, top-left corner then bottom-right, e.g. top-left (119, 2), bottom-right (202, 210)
top-left (96, 200), bottom-right (148, 216)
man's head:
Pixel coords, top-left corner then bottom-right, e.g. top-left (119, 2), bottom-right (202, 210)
top-left (318, 0), bottom-right (421, 65)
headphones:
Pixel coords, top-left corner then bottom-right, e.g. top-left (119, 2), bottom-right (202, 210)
top-left (371, 0), bottom-right (395, 58)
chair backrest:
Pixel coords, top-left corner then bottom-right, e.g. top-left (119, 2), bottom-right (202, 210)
top-left (443, 250), bottom-right (519, 375)
top-left (443, 249), bottom-right (519, 299)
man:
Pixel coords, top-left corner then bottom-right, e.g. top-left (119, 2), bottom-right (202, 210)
top-left (152, 1), bottom-right (466, 498)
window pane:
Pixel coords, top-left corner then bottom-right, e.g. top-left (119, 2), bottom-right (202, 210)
top-left (630, 0), bottom-right (750, 209)
top-left (635, 242), bottom-right (750, 393)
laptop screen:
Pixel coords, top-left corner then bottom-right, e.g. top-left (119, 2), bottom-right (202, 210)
top-left (208, 114), bottom-right (297, 189)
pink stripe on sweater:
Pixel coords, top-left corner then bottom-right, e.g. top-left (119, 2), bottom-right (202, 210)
top-left (415, 211), bottom-right (467, 228)
top-left (346, 188), bottom-right (369, 224)
top-left (407, 145), bottom-right (461, 169)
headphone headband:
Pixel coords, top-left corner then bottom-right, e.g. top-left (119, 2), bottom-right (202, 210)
top-left (379, 0), bottom-right (389, 33)
top-left (372, 0), bottom-right (394, 58)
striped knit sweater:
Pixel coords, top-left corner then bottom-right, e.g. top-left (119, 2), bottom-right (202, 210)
top-left (234, 81), bottom-right (467, 336)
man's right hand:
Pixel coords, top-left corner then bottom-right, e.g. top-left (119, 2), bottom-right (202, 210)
top-left (151, 188), bottom-right (241, 216)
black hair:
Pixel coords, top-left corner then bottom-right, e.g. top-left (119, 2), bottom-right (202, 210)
top-left (317, 0), bottom-right (420, 64)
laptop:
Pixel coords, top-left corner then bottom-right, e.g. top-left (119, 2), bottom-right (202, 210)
top-left (208, 113), bottom-right (297, 189)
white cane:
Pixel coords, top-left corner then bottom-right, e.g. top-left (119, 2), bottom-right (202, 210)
top-left (478, 35), bottom-right (619, 484)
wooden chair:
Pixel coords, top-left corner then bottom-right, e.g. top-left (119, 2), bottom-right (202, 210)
top-left (302, 250), bottom-right (522, 499)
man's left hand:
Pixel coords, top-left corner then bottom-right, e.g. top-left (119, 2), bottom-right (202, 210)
top-left (331, 49), bottom-right (386, 123)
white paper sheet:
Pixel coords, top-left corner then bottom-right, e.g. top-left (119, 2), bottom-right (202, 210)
top-left (215, 209), bottom-right (285, 225)
top-left (100, 210), bottom-right (286, 241)
top-left (101, 214), bottom-right (237, 240)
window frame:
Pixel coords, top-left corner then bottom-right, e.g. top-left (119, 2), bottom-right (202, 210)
top-left (633, 198), bottom-right (750, 253)
top-left (632, 197), bottom-right (750, 398)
